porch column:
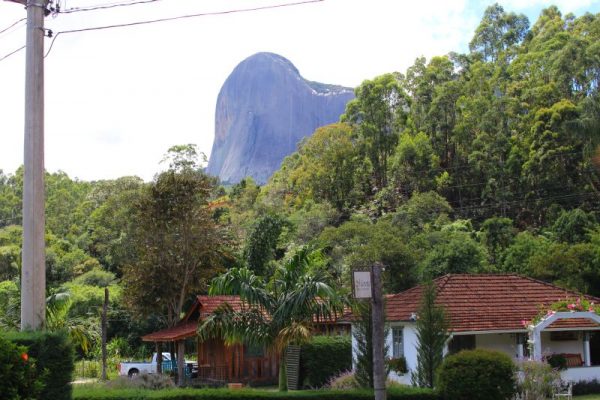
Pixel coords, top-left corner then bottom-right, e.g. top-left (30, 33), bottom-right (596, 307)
top-left (532, 328), bottom-right (542, 361)
top-left (177, 340), bottom-right (185, 386)
top-left (584, 332), bottom-right (591, 367)
top-left (516, 334), bottom-right (524, 360)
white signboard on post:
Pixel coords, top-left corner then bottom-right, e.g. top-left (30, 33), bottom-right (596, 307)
top-left (353, 270), bottom-right (372, 299)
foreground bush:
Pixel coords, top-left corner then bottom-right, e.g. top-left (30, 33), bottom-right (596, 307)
top-left (300, 335), bottom-right (352, 388)
top-left (437, 349), bottom-right (515, 400)
top-left (0, 335), bottom-right (44, 399)
top-left (516, 360), bottom-right (559, 399)
top-left (73, 385), bottom-right (440, 399)
top-left (5, 330), bottom-right (75, 400)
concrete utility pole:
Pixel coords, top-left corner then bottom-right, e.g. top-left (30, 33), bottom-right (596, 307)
top-left (20, 0), bottom-right (48, 330)
top-left (372, 262), bottom-right (386, 400)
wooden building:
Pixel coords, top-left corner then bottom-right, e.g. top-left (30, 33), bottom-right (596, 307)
top-left (142, 295), bottom-right (349, 384)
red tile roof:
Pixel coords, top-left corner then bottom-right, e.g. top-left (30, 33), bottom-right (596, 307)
top-left (143, 295), bottom-right (348, 342)
top-left (141, 321), bottom-right (197, 342)
top-left (196, 295), bottom-right (246, 318)
top-left (386, 274), bottom-right (600, 333)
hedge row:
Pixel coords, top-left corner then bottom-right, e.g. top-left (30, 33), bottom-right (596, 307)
top-left (300, 335), bottom-right (352, 388)
top-left (4, 330), bottom-right (75, 400)
top-left (73, 387), bottom-right (440, 400)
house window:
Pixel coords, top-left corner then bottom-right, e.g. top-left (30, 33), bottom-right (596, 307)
top-left (448, 335), bottom-right (475, 354)
top-left (392, 327), bottom-right (404, 358)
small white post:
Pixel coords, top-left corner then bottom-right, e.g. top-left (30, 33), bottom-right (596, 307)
top-left (517, 334), bottom-right (524, 360)
top-left (584, 332), bottom-right (591, 367)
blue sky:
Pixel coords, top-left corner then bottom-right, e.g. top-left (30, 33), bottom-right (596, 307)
top-left (0, 0), bottom-right (598, 181)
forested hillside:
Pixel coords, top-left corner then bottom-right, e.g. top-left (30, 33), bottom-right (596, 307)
top-left (0, 4), bottom-right (599, 358)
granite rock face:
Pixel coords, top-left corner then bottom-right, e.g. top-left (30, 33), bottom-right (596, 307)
top-left (207, 52), bottom-right (354, 184)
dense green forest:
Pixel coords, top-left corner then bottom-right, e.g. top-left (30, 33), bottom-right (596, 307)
top-left (1, 4), bottom-right (600, 358)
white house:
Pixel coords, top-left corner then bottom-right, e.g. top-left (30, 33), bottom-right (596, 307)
top-left (351, 274), bottom-right (600, 384)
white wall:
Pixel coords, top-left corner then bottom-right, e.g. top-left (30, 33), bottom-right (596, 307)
top-left (562, 365), bottom-right (600, 382)
top-left (351, 322), bottom-right (418, 385)
top-left (387, 323), bottom-right (417, 385)
top-left (541, 331), bottom-right (583, 356)
top-left (476, 333), bottom-right (519, 359)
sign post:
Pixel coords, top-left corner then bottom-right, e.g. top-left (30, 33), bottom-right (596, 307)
top-left (353, 265), bottom-right (386, 400)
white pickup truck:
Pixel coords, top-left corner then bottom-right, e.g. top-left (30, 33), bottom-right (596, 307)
top-left (118, 352), bottom-right (175, 377)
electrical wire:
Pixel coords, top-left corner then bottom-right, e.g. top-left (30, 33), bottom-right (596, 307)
top-left (59, 0), bottom-right (163, 13)
top-left (0, 18), bottom-right (26, 36)
top-left (0, 45), bottom-right (26, 63)
top-left (44, 0), bottom-right (325, 57)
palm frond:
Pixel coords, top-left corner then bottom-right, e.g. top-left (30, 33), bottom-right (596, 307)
top-left (209, 267), bottom-right (274, 311)
top-left (46, 292), bottom-right (72, 330)
top-left (197, 304), bottom-right (272, 347)
top-left (273, 322), bottom-right (312, 354)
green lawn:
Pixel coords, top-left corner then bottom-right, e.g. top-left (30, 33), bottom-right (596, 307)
top-left (577, 396), bottom-right (600, 399)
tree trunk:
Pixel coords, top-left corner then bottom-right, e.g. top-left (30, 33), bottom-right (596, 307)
top-left (278, 352), bottom-right (287, 391)
top-left (101, 288), bottom-right (108, 380)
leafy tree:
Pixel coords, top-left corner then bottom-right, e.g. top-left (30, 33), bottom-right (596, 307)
top-left (479, 217), bottom-right (515, 265)
top-left (0, 280), bottom-right (20, 330)
top-left (160, 143), bottom-right (205, 172)
top-left (0, 169), bottom-right (21, 228)
top-left (419, 230), bottom-right (487, 278)
top-left (46, 291), bottom-right (100, 355)
top-left (392, 191), bottom-right (452, 231)
top-left (243, 214), bottom-right (286, 276)
top-left (197, 247), bottom-right (342, 391)
top-left (469, 3), bottom-right (529, 62)
top-left (290, 123), bottom-right (365, 212)
top-left (550, 208), bottom-right (596, 244)
top-left (343, 74), bottom-right (410, 190)
top-left (122, 149), bottom-right (229, 327)
top-left (353, 301), bottom-right (374, 388)
top-left (319, 217), bottom-right (417, 292)
top-left (288, 201), bottom-right (340, 245)
top-left (412, 281), bottom-right (449, 388)
top-left (500, 231), bottom-right (550, 275)
top-left (389, 132), bottom-right (440, 197)
top-left (84, 177), bottom-right (144, 275)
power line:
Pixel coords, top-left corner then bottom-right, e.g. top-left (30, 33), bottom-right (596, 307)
top-left (59, 0), bottom-right (163, 14)
top-left (0, 18), bottom-right (26, 36)
top-left (45, 0), bottom-right (324, 57)
top-left (0, 45), bottom-right (26, 63)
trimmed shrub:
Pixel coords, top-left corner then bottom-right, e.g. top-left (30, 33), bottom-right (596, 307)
top-left (300, 335), bottom-right (352, 388)
top-left (573, 378), bottom-right (600, 396)
top-left (5, 330), bottom-right (75, 400)
top-left (0, 335), bottom-right (44, 399)
top-left (437, 349), bottom-right (516, 400)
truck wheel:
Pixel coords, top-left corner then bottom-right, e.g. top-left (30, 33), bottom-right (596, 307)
top-left (128, 368), bottom-right (139, 378)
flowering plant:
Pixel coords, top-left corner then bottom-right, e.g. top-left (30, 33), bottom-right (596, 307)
top-left (520, 297), bottom-right (600, 329)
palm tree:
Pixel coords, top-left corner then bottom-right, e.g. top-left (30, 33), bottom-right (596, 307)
top-left (46, 292), bottom-right (99, 355)
top-left (197, 247), bottom-right (343, 391)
